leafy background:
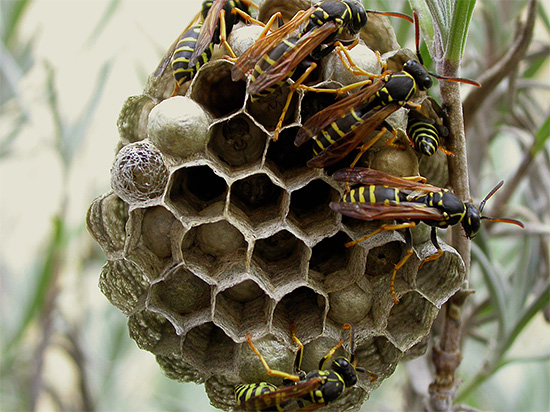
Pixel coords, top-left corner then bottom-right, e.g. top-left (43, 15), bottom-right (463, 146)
top-left (0, 0), bottom-right (548, 411)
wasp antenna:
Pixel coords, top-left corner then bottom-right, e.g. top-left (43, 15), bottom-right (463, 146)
top-left (479, 180), bottom-right (504, 213)
top-left (481, 216), bottom-right (525, 229)
top-left (428, 71), bottom-right (481, 87)
top-left (365, 10), bottom-right (414, 23)
top-left (413, 10), bottom-right (423, 65)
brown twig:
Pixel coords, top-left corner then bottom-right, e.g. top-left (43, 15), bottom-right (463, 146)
top-left (463, 0), bottom-right (537, 130)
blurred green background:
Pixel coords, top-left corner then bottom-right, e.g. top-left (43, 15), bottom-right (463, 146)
top-left (1, 0), bottom-right (548, 411)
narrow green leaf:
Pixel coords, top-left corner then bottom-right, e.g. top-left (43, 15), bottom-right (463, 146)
top-left (446, 0), bottom-right (476, 63)
top-left (1, 0), bottom-right (32, 45)
top-left (471, 242), bottom-right (509, 341)
top-left (532, 113), bottom-right (550, 156)
top-left (537, 2), bottom-right (550, 35)
top-left (83, 0), bottom-right (121, 48)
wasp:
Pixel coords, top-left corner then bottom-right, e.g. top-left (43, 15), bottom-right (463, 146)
top-left (231, 1), bottom-right (413, 140)
top-left (406, 103), bottom-right (450, 157)
top-left (294, 10), bottom-right (480, 168)
top-left (235, 323), bottom-right (374, 411)
top-left (330, 167), bottom-right (525, 303)
top-left (155, 0), bottom-right (259, 92)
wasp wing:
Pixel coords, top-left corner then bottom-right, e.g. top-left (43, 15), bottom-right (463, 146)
top-left (331, 167), bottom-right (446, 193)
top-left (240, 377), bottom-right (323, 411)
top-left (295, 78), bottom-right (386, 147)
top-left (189, 0), bottom-right (229, 67)
top-left (305, 104), bottom-right (400, 168)
top-left (330, 201), bottom-right (446, 222)
top-left (231, 7), bottom-right (317, 81)
top-left (154, 11), bottom-right (203, 78)
top-left (246, 22), bottom-right (339, 96)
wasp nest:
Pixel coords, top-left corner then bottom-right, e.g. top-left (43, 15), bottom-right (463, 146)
top-left (87, 1), bottom-right (465, 410)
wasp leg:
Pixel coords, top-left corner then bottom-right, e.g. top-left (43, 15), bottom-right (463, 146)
top-left (232, 7), bottom-right (266, 27)
top-left (246, 333), bottom-right (302, 382)
top-left (272, 62), bottom-right (317, 141)
top-left (318, 338), bottom-right (344, 370)
top-left (296, 78), bottom-right (372, 96)
top-left (290, 322), bottom-right (305, 378)
top-left (418, 227), bottom-right (444, 270)
top-left (334, 41), bottom-right (383, 79)
top-left (390, 226), bottom-right (415, 303)
top-left (350, 128), bottom-right (388, 168)
top-left (438, 145), bottom-right (454, 156)
top-left (345, 221), bottom-right (416, 248)
top-left (218, 9), bottom-right (238, 58)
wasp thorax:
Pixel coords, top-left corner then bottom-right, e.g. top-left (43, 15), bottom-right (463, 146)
top-left (88, 0), bottom-right (466, 410)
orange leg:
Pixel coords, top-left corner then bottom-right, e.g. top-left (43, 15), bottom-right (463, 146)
top-left (334, 41), bottom-right (384, 79)
top-left (350, 128), bottom-right (388, 168)
top-left (418, 227), bottom-right (444, 270)
top-left (272, 62), bottom-right (317, 141)
top-left (246, 333), bottom-right (301, 382)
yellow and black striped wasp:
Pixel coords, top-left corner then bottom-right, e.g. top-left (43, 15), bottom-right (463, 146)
top-left (154, 0), bottom-right (259, 93)
top-left (231, 1), bottom-right (413, 140)
top-left (235, 323), bottom-right (375, 411)
top-left (406, 99), bottom-right (450, 157)
top-left (330, 167), bottom-right (525, 303)
top-left (294, 10), bottom-right (480, 168)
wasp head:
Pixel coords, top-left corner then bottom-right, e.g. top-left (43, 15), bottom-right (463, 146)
top-left (462, 203), bottom-right (481, 239)
top-left (403, 60), bottom-right (433, 91)
top-left (343, 0), bottom-right (368, 34)
top-left (331, 357), bottom-right (357, 387)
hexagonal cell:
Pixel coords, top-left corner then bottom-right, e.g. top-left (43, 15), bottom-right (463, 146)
top-left (150, 267), bottom-right (212, 317)
top-left (208, 115), bottom-right (267, 168)
top-left (246, 82), bottom-right (299, 131)
top-left (300, 89), bottom-right (337, 124)
top-left (128, 309), bottom-right (178, 353)
top-left (354, 336), bottom-right (402, 382)
top-left (327, 280), bottom-right (373, 326)
top-left (228, 173), bottom-right (285, 229)
top-left (309, 232), bottom-right (364, 279)
top-left (86, 192), bottom-right (129, 257)
top-left (415, 242), bottom-right (464, 307)
top-left (99, 258), bottom-right (150, 315)
top-left (181, 322), bottom-right (236, 374)
top-left (189, 60), bottom-right (246, 118)
top-left (288, 179), bottom-right (340, 234)
top-left (272, 286), bottom-right (326, 342)
top-left (265, 127), bottom-right (317, 182)
top-left (252, 230), bottom-right (309, 287)
top-left (167, 165), bottom-right (227, 217)
top-left (182, 220), bottom-right (247, 275)
top-left (385, 291), bottom-right (439, 352)
top-left (214, 280), bottom-right (272, 339)
top-left (157, 351), bottom-right (203, 383)
top-left (141, 206), bottom-right (179, 259)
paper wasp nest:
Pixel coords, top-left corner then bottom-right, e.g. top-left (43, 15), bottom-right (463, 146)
top-left (87, 1), bottom-right (465, 410)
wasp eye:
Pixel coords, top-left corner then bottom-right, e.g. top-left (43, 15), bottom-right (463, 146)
top-left (423, 76), bottom-right (433, 89)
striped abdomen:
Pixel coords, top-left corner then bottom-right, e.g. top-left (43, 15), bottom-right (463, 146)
top-left (343, 185), bottom-right (406, 205)
top-left (407, 117), bottom-right (440, 156)
top-left (234, 382), bottom-right (282, 411)
top-left (171, 25), bottom-right (213, 86)
top-left (249, 37), bottom-right (300, 101)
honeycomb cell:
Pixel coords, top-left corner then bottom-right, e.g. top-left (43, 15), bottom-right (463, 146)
top-left (99, 259), bottom-right (150, 315)
top-left (182, 220), bottom-right (247, 275)
top-left (189, 60), bottom-right (246, 118)
top-left (327, 281), bottom-right (372, 325)
top-left (86, 192), bottom-right (129, 257)
top-left (208, 114), bottom-right (267, 168)
top-left (167, 165), bottom-right (227, 217)
top-left (128, 309), bottom-right (177, 353)
top-left (117, 95), bottom-right (155, 144)
top-left (385, 291), bottom-right (439, 351)
top-left (354, 335), bottom-right (402, 381)
top-left (252, 230), bottom-right (309, 287)
top-left (141, 206), bottom-right (178, 259)
top-left (157, 351), bottom-right (203, 383)
top-left (214, 280), bottom-right (272, 339)
top-left (265, 127), bottom-right (315, 183)
top-left (228, 173), bottom-right (285, 229)
top-left (246, 83), bottom-right (299, 131)
top-left (415, 241), bottom-right (464, 307)
top-left (309, 232), bottom-right (360, 275)
top-left (288, 179), bottom-right (340, 234)
top-left (150, 266), bottom-right (211, 316)
top-left (300, 89), bottom-right (338, 124)
top-left (181, 322), bottom-right (236, 374)
top-left (272, 286), bottom-right (326, 342)
top-left (111, 140), bottom-right (169, 206)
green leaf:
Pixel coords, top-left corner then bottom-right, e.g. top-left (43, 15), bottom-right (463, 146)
top-left (471, 242), bottom-right (509, 341)
top-left (532, 113), bottom-right (550, 156)
top-left (447, 0), bottom-right (476, 62)
top-left (83, 0), bottom-right (121, 48)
